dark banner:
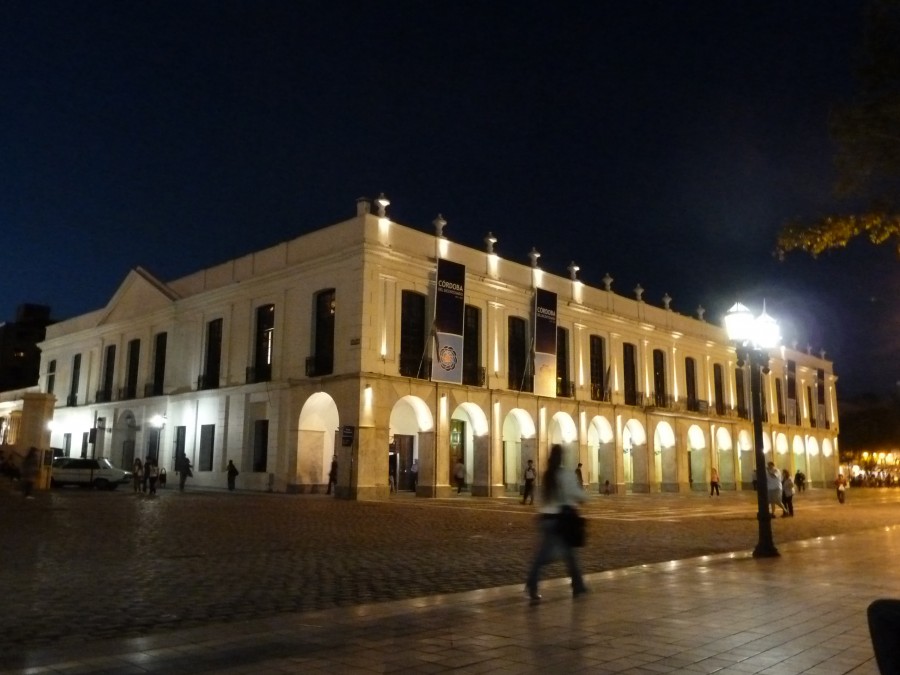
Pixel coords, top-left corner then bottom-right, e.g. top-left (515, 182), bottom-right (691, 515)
top-left (431, 259), bottom-right (466, 384)
top-left (533, 288), bottom-right (557, 396)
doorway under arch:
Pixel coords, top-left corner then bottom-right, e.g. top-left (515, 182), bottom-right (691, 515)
top-left (297, 392), bottom-right (340, 490)
top-left (502, 408), bottom-right (536, 494)
top-left (589, 415), bottom-right (615, 493)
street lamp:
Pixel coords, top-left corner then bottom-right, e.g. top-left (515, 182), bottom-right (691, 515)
top-left (724, 302), bottom-right (781, 558)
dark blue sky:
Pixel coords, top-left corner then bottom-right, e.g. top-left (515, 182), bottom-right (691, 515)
top-left (2, 1), bottom-right (894, 397)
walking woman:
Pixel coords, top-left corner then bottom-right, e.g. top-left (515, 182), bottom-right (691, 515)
top-left (524, 444), bottom-right (587, 603)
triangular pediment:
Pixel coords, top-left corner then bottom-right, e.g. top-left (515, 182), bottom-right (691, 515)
top-left (98, 267), bottom-right (179, 324)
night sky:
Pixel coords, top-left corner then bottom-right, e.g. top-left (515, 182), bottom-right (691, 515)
top-left (3, 1), bottom-right (895, 398)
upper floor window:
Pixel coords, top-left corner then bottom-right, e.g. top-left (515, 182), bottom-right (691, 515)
top-left (735, 367), bottom-right (748, 419)
top-left (462, 304), bottom-right (482, 386)
top-left (713, 363), bottom-right (725, 415)
top-left (46, 359), bottom-right (56, 395)
top-left (786, 360), bottom-right (799, 424)
top-left (201, 318), bottom-right (223, 390)
top-left (99, 345), bottom-right (116, 403)
top-left (684, 356), bottom-right (698, 411)
top-left (622, 342), bottom-right (637, 406)
top-left (589, 335), bottom-right (606, 401)
top-left (307, 290), bottom-right (335, 377)
top-left (149, 332), bottom-right (167, 397)
top-left (252, 304), bottom-right (275, 383)
top-left (399, 290), bottom-right (428, 379)
top-left (68, 353), bottom-right (82, 406)
top-left (556, 327), bottom-right (571, 397)
top-left (124, 339), bottom-right (140, 399)
top-left (508, 316), bottom-right (531, 392)
top-left (652, 349), bottom-right (667, 407)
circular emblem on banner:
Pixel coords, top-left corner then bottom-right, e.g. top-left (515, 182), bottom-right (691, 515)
top-left (438, 345), bottom-right (458, 371)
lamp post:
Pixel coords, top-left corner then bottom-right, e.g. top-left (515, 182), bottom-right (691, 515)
top-left (724, 302), bottom-right (780, 558)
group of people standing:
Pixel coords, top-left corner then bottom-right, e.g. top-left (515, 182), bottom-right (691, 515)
top-left (132, 456), bottom-right (164, 495)
top-left (131, 455), bottom-right (198, 495)
top-left (765, 461), bottom-right (796, 517)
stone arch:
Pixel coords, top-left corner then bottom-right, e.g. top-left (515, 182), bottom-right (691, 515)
top-left (654, 420), bottom-right (677, 492)
top-left (805, 435), bottom-right (822, 486)
top-left (502, 408), bottom-right (537, 493)
top-left (389, 395), bottom-right (434, 492)
top-left (623, 418), bottom-right (648, 493)
top-left (588, 415), bottom-right (615, 494)
top-left (716, 426), bottom-right (735, 489)
top-left (787, 431), bottom-right (806, 478)
top-left (297, 392), bottom-right (340, 489)
top-left (549, 411), bottom-right (578, 465)
top-left (687, 424), bottom-right (707, 491)
top-left (450, 402), bottom-right (489, 494)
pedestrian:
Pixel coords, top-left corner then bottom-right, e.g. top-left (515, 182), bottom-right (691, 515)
top-left (142, 455), bottom-right (152, 492)
top-left (159, 467), bottom-right (167, 489)
top-left (132, 457), bottom-right (143, 493)
top-left (410, 458), bottom-right (419, 492)
top-left (575, 462), bottom-right (584, 489)
top-left (710, 466), bottom-right (720, 496)
top-left (835, 473), bottom-right (847, 503)
top-left (603, 479), bottom-right (611, 495)
top-left (781, 468), bottom-right (794, 517)
top-left (148, 460), bottom-right (159, 495)
top-left (227, 460), bottom-right (239, 491)
top-left (766, 461), bottom-right (786, 517)
top-left (326, 456), bottom-right (337, 494)
top-left (178, 456), bottom-right (193, 491)
top-left (525, 444), bottom-right (587, 603)
top-left (454, 457), bottom-right (465, 494)
top-left (794, 470), bottom-right (803, 492)
top-left (21, 447), bottom-right (40, 499)
top-left (522, 459), bottom-right (536, 505)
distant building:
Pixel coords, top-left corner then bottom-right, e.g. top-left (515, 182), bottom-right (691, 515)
top-left (0, 304), bottom-right (54, 392)
top-left (35, 198), bottom-right (840, 494)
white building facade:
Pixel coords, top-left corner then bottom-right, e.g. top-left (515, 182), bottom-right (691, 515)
top-left (36, 199), bottom-right (840, 497)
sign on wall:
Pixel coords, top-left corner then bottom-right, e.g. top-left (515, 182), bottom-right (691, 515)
top-left (431, 259), bottom-right (466, 384)
top-left (533, 288), bottom-right (557, 397)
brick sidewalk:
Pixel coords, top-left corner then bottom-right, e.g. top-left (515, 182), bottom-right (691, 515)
top-left (2, 483), bottom-right (898, 671)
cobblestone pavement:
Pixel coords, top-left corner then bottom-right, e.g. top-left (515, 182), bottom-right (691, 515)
top-left (2, 480), bottom-right (899, 663)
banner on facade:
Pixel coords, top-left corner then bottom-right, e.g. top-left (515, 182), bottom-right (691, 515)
top-left (533, 288), bottom-right (557, 397)
top-left (431, 259), bottom-right (466, 384)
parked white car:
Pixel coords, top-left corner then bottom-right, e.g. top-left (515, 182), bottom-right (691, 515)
top-left (50, 457), bottom-right (132, 490)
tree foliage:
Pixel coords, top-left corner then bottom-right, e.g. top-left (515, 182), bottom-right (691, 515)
top-left (777, 0), bottom-right (900, 258)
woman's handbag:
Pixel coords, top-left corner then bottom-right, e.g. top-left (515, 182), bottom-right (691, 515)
top-left (557, 505), bottom-right (586, 547)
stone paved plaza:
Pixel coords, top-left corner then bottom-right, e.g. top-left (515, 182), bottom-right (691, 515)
top-left (2, 481), bottom-right (900, 673)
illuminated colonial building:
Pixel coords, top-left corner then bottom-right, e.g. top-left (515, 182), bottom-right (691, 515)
top-left (36, 197), bottom-right (840, 496)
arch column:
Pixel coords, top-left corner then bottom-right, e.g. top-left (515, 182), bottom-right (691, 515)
top-left (471, 434), bottom-right (491, 496)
